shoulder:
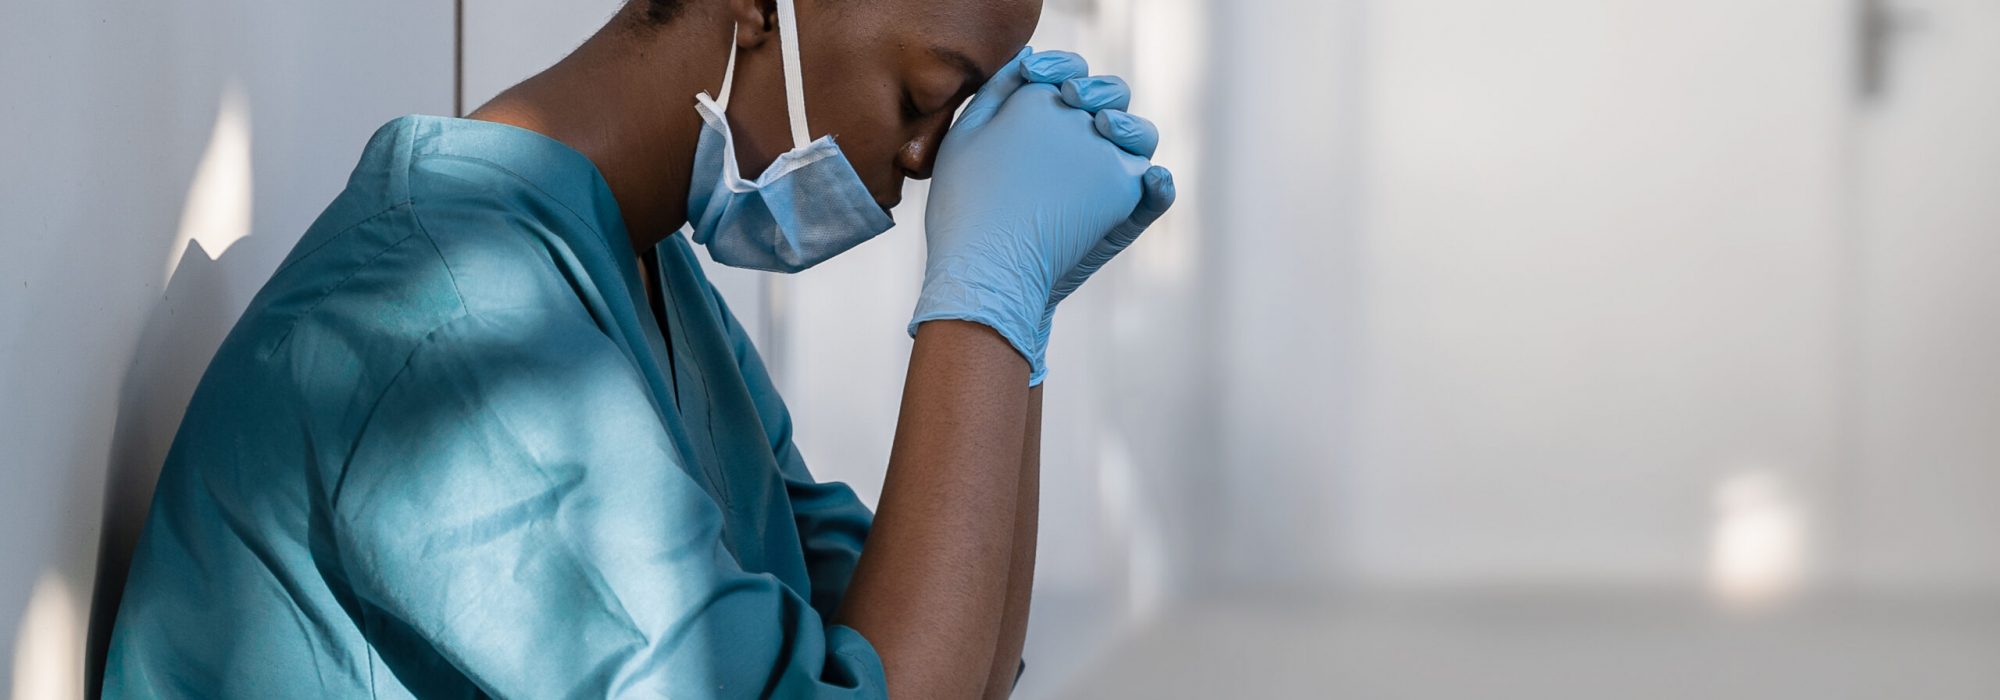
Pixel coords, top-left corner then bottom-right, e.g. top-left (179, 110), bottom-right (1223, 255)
top-left (401, 153), bottom-right (623, 319)
top-left (348, 306), bottom-right (664, 484)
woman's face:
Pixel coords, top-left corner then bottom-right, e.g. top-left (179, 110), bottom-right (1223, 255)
top-left (718, 0), bottom-right (1042, 212)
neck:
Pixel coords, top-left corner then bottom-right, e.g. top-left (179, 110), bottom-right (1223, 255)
top-left (468, 11), bottom-right (732, 256)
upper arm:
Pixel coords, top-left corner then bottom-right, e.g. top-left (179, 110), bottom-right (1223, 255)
top-left (330, 309), bottom-right (884, 698)
top-left (705, 284), bottom-right (876, 618)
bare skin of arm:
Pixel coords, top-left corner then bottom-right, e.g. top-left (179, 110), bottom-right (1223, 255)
top-left (984, 387), bottom-right (1041, 699)
top-left (836, 321), bottom-right (1031, 698)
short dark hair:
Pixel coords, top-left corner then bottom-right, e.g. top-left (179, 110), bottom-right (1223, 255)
top-left (644, 0), bottom-right (688, 24)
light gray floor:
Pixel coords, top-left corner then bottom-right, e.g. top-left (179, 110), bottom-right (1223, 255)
top-left (1036, 589), bottom-right (2000, 699)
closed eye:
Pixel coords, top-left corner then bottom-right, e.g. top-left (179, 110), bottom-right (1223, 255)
top-left (908, 45), bottom-right (989, 121)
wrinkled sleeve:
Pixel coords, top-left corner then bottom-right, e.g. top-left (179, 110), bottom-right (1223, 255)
top-left (330, 309), bottom-right (885, 699)
top-left (706, 286), bottom-right (876, 622)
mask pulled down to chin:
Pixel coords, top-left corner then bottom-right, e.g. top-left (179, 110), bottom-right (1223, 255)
top-left (683, 0), bottom-right (893, 273)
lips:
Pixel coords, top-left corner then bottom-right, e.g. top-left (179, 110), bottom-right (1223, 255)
top-left (876, 178), bottom-right (905, 211)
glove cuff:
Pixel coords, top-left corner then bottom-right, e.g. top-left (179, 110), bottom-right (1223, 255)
top-left (909, 276), bottom-right (1048, 385)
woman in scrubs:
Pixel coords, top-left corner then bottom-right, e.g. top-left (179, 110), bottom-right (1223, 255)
top-left (102, 0), bottom-right (1171, 696)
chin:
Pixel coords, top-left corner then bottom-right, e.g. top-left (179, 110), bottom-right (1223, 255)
top-left (875, 179), bottom-right (907, 212)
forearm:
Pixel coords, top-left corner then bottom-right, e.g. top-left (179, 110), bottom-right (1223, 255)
top-left (984, 386), bottom-right (1041, 699)
top-left (837, 320), bottom-right (1030, 698)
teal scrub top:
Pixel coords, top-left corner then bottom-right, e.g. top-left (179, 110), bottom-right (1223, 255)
top-left (103, 115), bottom-right (886, 698)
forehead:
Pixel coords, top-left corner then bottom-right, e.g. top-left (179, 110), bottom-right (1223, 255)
top-left (847, 0), bottom-right (1041, 73)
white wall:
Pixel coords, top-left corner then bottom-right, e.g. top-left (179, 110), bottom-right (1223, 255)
top-left (1344, 0), bottom-right (1850, 587)
top-left (1206, 0), bottom-right (1365, 590)
top-left (0, 1), bottom-right (452, 696)
top-left (1207, 0), bottom-right (2000, 597)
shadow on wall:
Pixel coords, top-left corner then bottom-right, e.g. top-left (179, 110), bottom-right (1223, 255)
top-left (81, 84), bottom-right (294, 695)
top-left (9, 103), bottom-right (265, 700)
top-left (90, 91), bottom-right (256, 684)
top-left (2, 5), bottom-right (257, 695)
top-left (88, 232), bottom-right (293, 695)
top-left (5, 1), bottom-right (451, 694)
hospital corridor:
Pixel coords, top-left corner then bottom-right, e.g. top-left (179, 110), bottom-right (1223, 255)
top-left (5, 0), bottom-right (2000, 697)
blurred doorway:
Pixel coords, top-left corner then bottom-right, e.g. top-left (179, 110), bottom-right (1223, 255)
top-left (1843, 0), bottom-right (2000, 593)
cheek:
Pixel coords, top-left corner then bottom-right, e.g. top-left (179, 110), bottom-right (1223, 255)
top-left (821, 89), bottom-right (912, 186)
top-left (796, 39), bottom-right (913, 192)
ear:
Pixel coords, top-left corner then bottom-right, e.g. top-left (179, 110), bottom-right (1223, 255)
top-left (727, 0), bottom-right (780, 50)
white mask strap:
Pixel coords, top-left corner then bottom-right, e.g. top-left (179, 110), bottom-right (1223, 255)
top-left (774, 0), bottom-right (813, 149)
top-left (712, 1), bottom-right (812, 149)
top-left (716, 27), bottom-right (740, 109)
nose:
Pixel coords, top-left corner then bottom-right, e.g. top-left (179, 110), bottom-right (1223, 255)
top-left (896, 115), bottom-right (953, 181)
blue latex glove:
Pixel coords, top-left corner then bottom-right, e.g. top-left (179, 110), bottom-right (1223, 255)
top-left (912, 49), bottom-right (1176, 384)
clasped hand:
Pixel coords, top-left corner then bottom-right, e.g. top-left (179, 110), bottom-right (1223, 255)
top-left (911, 48), bottom-right (1177, 385)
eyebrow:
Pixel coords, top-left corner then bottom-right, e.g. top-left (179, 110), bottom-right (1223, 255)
top-left (930, 45), bottom-right (988, 90)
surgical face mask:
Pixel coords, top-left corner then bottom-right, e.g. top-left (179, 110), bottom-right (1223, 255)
top-left (684, 0), bottom-right (893, 273)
